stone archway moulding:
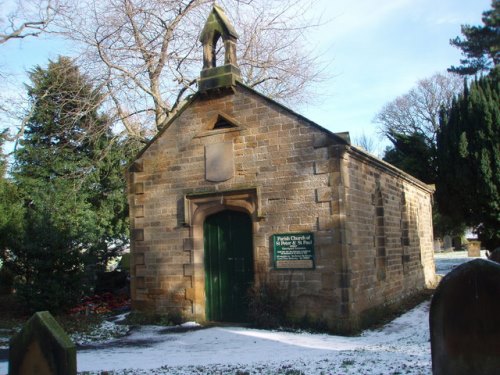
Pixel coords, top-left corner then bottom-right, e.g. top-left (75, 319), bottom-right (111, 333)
top-left (182, 187), bottom-right (262, 319)
top-left (184, 187), bottom-right (262, 226)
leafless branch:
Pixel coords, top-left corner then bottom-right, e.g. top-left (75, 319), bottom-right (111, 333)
top-left (38, 0), bottom-right (328, 143)
top-left (373, 72), bottom-right (463, 146)
top-left (0, 0), bottom-right (64, 44)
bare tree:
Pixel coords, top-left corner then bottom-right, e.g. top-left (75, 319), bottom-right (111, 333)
top-left (55, 0), bottom-right (327, 143)
top-left (352, 132), bottom-right (379, 156)
top-left (373, 72), bottom-right (463, 146)
top-left (0, 0), bottom-right (64, 44)
top-left (0, 0), bottom-right (69, 144)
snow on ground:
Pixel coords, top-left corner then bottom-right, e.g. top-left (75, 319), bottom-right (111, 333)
top-left (75, 301), bottom-right (432, 375)
top-left (434, 249), bottom-right (487, 275)
top-left (0, 251), bottom-right (484, 375)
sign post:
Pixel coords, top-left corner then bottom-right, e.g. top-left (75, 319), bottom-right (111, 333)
top-left (273, 232), bottom-right (315, 269)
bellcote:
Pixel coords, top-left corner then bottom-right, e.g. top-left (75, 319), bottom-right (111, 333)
top-left (198, 5), bottom-right (241, 92)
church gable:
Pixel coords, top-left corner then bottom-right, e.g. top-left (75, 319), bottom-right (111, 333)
top-left (134, 82), bottom-right (344, 189)
top-left (132, 60), bottom-right (351, 182)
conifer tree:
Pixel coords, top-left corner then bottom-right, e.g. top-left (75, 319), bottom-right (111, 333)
top-left (0, 133), bottom-right (20, 240)
top-left (0, 133), bottom-right (24, 284)
top-left (8, 57), bottom-right (139, 312)
top-left (437, 67), bottom-right (500, 249)
top-left (449, 0), bottom-right (499, 75)
top-left (382, 131), bottom-right (436, 184)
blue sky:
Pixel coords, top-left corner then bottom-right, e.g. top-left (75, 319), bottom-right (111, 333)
top-left (0, 0), bottom-right (492, 155)
top-left (303, 0), bottom-right (491, 154)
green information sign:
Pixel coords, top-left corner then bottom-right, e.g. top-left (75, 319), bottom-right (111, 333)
top-left (273, 232), bottom-right (315, 269)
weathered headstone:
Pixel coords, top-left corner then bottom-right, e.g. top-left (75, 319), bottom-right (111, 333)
top-left (430, 259), bottom-right (500, 375)
top-left (9, 311), bottom-right (76, 375)
top-left (433, 239), bottom-right (442, 253)
top-left (466, 240), bottom-right (481, 257)
top-left (442, 235), bottom-right (453, 251)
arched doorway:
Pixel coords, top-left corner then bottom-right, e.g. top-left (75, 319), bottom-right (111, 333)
top-left (204, 210), bottom-right (254, 322)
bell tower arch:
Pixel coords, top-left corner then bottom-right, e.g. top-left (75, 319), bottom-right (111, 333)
top-left (198, 5), bottom-right (241, 92)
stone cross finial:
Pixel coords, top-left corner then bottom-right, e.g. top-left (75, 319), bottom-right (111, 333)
top-left (198, 5), bottom-right (241, 92)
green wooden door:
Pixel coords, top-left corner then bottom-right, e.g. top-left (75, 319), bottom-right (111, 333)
top-left (204, 210), bottom-right (254, 322)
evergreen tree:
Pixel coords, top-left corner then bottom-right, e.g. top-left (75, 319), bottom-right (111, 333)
top-left (449, 0), bottom-right (500, 75)
top-left (381, 131), bottom-right (463, 239)
top-left (437, 67), bottom-right (500, 249)
top-left (8, 57), bottom-right (139, 312)
top-left (382, 131), bottom-right (436, 184)
top-left (0, 133), bottom-right (24, 293)
top-left (0, 133), bottom-right (23, 248)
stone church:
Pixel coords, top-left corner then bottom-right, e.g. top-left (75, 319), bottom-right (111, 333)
top-left (127, 5), bottom-right (436, 332)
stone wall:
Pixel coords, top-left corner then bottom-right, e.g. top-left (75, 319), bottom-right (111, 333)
top-left (127, 84), bottom-right (436, 331)
top-left (339, 148), bottom-right (436, 327)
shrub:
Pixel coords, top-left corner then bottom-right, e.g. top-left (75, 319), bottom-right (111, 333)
top-left (247, 278), bottom-right (291, 329)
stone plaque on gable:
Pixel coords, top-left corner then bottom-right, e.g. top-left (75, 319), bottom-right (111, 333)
top-left (205, 142), bottom-right (234, 182)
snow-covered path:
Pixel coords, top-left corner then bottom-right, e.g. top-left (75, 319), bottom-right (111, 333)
top-left (74, 301), bottom-right (431, 374)
top-left (0, 251), bottom-right (485, 374)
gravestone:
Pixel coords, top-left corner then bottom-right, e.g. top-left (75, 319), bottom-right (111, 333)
top-left (442, 235), bottom-right (452, 251)
top-left (430, 259), bottom-right (500, 375)
top-left (9, 311), bottom-right (76, 375)
top-left (466, 240), bottom-right (481, 257)
top-left (433, 239), bottom-right (442, 253)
